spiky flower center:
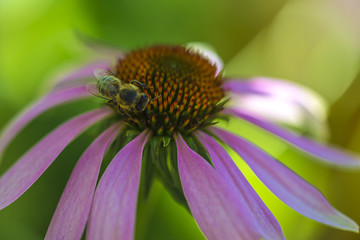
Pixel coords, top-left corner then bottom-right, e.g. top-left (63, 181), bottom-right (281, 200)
top-left (113, 45), bottom-right (225, 136)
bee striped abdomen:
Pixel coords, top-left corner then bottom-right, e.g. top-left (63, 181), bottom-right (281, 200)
top-left (97, 76), bottom-right (120, 99)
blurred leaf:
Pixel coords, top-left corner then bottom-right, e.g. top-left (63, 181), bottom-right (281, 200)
top-left (82, 0), bottom-right (287, 61)
top-left (225, 0), bottom-right (360, 103)
top-left (329, 70), bottom-right (360, 149)
top-left (0, 0), bottom-right (96, 106)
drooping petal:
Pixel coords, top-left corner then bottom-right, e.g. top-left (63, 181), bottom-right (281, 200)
top-left (86, 131), bottom-right (149, 240)
top-left (224, 77), bottom-right (328, 139)
top-left (0, 85), bottom-right (92, 156)
top-left (175, 134), bottom-right (262, 240)
top-left (224, 78), bottom-right (268, 95)
top-left (225, 108), bottom-right (360, 168)
top-left (0, 107), bottom-right (113, 210)
top-left (224, 78), bottom-right (327, 114)
top-left (211, 127), bottom-right (359, 233)
top-left (196, 132), bottom-right (285, 240)
top-left (45, 123), bottom-right (123, 240)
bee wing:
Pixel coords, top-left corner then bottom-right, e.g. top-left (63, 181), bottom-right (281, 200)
top-left (86, 82), bottom-right (112, 100)
top-left (94, 68), bottom-right (115, 80)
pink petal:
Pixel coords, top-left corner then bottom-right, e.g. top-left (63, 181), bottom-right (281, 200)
top-left (175, 134), bottom-right (262, 240)
top-left (0, 107), bottom-right (113, 210)
top-left (53, 60), bottom-right (111, 89)
top-left (211, 127), bottom-right (359, 232)
top-left (196, 132), bottom-right (285, 240)
top-left (225, 108), bottom-right (360, 168)
top-left (86, 131), bottom-right (149, 240)
top-left (224, 78), bottom-right (326, 110)
top-left (45, 123), bottom-right (123, 240)
top-left (0, 85), bottom-right (92, 156)
top-left (224, 77), bottom-right (328, 139)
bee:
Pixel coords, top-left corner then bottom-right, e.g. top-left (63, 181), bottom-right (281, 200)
top-left (87, 68), bottom-right (155, 114)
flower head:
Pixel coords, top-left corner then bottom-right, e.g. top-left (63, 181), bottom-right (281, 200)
top-left (97, 45), bottom-right (226, 136)
top-left (0, 44), bottom-right (359, 240)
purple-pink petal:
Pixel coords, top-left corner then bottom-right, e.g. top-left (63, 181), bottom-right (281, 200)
top-left (223, 78), bottom-right (324, 108)
top-left (175, 134), bottom-right (262, 240)
top-left (223, 79), bottom-right (269, 96)
top-left (53, 60), bottom-right (111, 89)
top-left (196, 132), bottom-right (285, 240)
top-left (0, 85), bottom-right (92, 157)
top-left (224, 78), bottom-right (329, 140)
top-left (45, 123), bottom-right (123, 240)
top-left (0, 107), bottom-right (113, 210)
top-left (225, 108), bottom-right (360, 168)
top-left (86, 131), bottom-right (149, 240)
top-left (211, 127), bottom-right (359, 232)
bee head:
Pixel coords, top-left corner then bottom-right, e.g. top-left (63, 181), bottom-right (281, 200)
top-left (135, 93), bottom-right (149, 112)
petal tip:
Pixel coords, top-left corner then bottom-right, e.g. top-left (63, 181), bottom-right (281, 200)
top-left (334, 215), bottom-right (359, 233)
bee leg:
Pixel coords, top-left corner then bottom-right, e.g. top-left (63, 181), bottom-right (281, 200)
top-left (131, 80), bottom-right (150, 90)
top-left (151, 95), bottom-right (161, 102)
top-left (118, 106), bottom-right (133, 119)
top-left (106, 100), bottom-right (116, 107)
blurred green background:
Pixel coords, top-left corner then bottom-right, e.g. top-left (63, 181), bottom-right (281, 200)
top-left (1, 0), bottom-right (360, 239)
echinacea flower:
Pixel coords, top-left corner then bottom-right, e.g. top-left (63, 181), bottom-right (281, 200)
top-left (0, 44), bottom-right (359, 240)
